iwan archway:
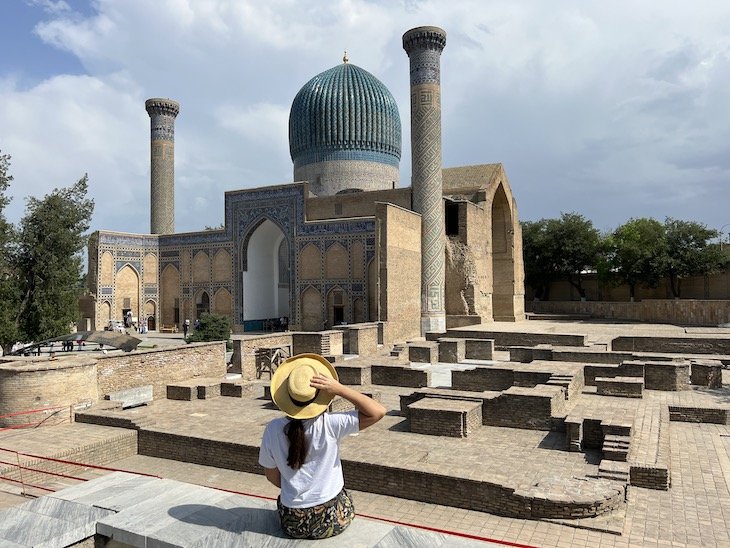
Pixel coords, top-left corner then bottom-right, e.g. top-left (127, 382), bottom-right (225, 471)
top-left (242, 219), bottom-right (290, 327)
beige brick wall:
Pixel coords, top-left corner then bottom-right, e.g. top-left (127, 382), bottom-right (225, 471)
top-left (376, 202), bottom-right (421, 345)
top-left (96, 342), bottom-right (226, 399)
top-left (528, 299), bottom-right (730, 327)
top-left (0, 358), bottom-right (99, 427)
top-left (306, 187), bottom-right (412, 220)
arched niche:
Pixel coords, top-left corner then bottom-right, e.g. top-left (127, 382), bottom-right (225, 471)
top-left (192, 251), bottom-right (210, 283)
top-left (491, 183), bottom-right (517, 320)
top-left (161, 264), bottom-right (180, 326)
top-left (299, 243), bottom-right (321, 280)
top-left (143, 253), bottom-right (158, 284)
top-left (214, 288), bottom-right (233, 316)
top-left (212, 249), bottom-right (232, 282)
top-left (115, 264), bottom-right (140, 322)
top-left (325, 242), bottom-right (348, 279)
top-left (300, 286), bottom-right (323, 331)
top-left (242, 219), bottom-right (290, 321)
top-left (100, 251), bottom-right (114, 285)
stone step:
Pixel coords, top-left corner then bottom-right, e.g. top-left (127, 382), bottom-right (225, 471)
top-left (596, 460), bottom-right (630, 481)
top-left (604, 434), bottom-right (631, 444)
top-left (602, 449), bottom-right (629, 462)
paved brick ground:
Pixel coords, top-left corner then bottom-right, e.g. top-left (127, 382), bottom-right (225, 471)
top-left (1, 320), bottom-right (729, 546)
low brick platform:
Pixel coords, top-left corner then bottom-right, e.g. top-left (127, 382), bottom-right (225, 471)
top-left (668, 405), bottom-right (729, 424)
top-left (584, 362), bottom-right (645, 386)
top-left (437, 338), bottom-right (466, 364)
top-left (408, 397), bottom-right (482, 438)
top-left (483, 385), bottom-right (567, 430)
top-left (596, 376), bottom-right (644, 398)
top-left (329, 390), bottom-right (382, 413)
top-left (408, 342), bottom-right (439, 364)
top-left (335, 363), bottom-right (372, 385)
top-left (452, 366), bottom-right (514, 392)
top-left (167, 378), bottom-right (223, 401)
top-left (399, 387), bottom-right (498, 417)
top-left (220, 381), bottom-right (261, 398)
top-left (644, 361), bottom-right (690, 391)
top-left (371, 364), bottom-right (430, 387)
top-left (690, 360), bottom-right (723, 388)
top-left (464, 338), bottom-right (494, 360)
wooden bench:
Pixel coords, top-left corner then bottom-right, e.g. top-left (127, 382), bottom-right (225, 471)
top-left (105, 385), bottom-right (153, 409)
top-left (159, 324), bottom-right (178, 333)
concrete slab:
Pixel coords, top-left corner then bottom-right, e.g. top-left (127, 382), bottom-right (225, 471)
top-left (0, 474), bottom-right (496, 548)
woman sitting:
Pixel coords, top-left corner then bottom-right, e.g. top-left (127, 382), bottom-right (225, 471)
top-left (259, 354), bottom-right (386, 539)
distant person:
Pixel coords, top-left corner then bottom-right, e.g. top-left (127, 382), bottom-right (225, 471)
top-left (194, 318), bottom-right (201, 330)
top-left (183, 319), bottom-right (190, 338)
top-left (259, 354), bottom-right (386, 539)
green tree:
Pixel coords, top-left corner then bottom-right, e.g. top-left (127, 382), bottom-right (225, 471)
top-left (0, 151), bottom-right (19, 355)
top-left (187, 313), bottom-right (232, 345)
top-left (664, 218), bottom-right (724, 298)
top-left (521, 219), bottom-right (555, 299)
top-left (610, 218), bottom-right (666, 300)
top-left (15, 176), bottom-right (94, 345)
top-left (522, 213), bottom-right (602, 300)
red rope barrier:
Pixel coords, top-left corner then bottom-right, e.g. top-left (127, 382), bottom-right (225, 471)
top-left (0, 406), bottom-right (68, 420)
top-left (0, 476), bottom-right (54, 492)
top-left (0, 449), bottom-right (160, 478)
top-left (0, 448), bottom-right (534, 547)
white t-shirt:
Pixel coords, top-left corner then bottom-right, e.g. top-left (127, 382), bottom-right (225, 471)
top-left (258, 410), bottom-right (359, 508)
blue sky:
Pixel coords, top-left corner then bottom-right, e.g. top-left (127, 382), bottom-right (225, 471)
top-left (1, 0), bottom-right (729, 238)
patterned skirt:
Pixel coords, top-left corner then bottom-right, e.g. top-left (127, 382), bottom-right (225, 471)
top-left (277, 488), bottom-right (355, 539)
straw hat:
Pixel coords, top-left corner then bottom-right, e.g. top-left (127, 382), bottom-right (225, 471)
top-left (271, 353), bottom-right (338, 419)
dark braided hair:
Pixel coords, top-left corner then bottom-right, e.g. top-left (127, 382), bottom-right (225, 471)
top-left (285, 419), bottom-right (307, 469)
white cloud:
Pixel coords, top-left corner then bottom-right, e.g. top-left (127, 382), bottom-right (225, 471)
top-left (0, 0), bottom-right (728, 236)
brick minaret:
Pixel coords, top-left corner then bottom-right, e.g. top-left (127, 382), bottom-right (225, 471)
top-left (403, 26), bottom-right (447, 335)
top-left (145, 98), bottom-right (179, 235)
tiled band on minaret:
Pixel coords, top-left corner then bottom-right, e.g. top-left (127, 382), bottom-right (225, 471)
top-left (403, 26), bottom-right (447, 335)
top-left (145, 98), bottom-right (180, 235)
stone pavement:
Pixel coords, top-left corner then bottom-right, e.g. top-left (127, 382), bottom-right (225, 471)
top-left (2, 319), bottom-right (730, 545)
top-left (0, 471), bottom-right (502, 547)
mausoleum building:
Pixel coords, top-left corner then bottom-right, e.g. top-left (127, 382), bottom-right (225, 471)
top-left (85, 26), bottom-right (525, 343)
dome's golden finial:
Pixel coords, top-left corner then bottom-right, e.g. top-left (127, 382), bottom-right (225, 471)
top-left (343, 50), bottom-right (349, 63)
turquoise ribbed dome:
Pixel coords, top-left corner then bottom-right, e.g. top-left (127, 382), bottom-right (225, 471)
top-left (289, 63), bottom-right (401, 170)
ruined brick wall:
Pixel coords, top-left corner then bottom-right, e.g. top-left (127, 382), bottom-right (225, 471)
top-left (0, 358), bottom-right (99, 427)
top-left (306, 188), bottom-right (411, 220)
top-left (529, 299), bottom-right (730, 327)
top-left (0, 429), bottom-right (137, 486)
top-left (451, 367), bottom-right (514, 392)
top-left (96, 342), bottom-right (226, 399)
top-left (668, 406), bottom-right (729, 424)
top-left (376, 203), bottom-right (421, 344)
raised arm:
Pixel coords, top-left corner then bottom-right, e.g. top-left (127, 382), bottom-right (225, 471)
top-left (310, 374), bottom-right (386, 430)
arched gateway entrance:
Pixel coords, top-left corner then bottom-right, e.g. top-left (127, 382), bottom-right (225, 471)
top-left (242, 219), bottom-right (290, 329)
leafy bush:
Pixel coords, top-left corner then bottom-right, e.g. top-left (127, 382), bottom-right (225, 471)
top-left (186, 313), bottom-right (232, 345)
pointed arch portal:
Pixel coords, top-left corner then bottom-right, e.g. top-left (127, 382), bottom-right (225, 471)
top-left (243, 219), bottom-right (290, 322)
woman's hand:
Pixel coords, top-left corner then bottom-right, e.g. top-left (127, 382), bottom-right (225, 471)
top-left (310, 373), bottom-right (343, 396)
